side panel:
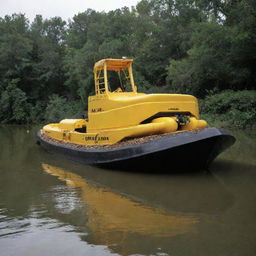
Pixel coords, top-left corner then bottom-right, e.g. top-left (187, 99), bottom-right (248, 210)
top-left (87, 101), bottom-right (199, 131)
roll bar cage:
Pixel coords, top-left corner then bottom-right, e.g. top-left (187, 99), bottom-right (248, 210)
top-left (93, 58), bottom-right (137, 95)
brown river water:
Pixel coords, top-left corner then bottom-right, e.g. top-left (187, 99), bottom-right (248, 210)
top-left (0, 125), bottom-right (256, 256)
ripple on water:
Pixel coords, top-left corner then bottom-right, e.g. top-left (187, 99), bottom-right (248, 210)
top-left (0, 204), bottom-right (77, 239)
top-left (0, 210), bottom-right (30, 238)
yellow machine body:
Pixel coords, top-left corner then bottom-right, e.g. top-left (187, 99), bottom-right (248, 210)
top-left (42, 58), bottom-right (208, 145)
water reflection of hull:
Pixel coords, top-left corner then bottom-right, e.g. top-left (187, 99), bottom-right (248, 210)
top-left (42, 163), bottom-right (198, 254)
top-left (38, 128), bottom-right (235, 171)
top-left (48, 160), bottom-right (234, 215)
top-left (83, 168), bottom-right (235, 215)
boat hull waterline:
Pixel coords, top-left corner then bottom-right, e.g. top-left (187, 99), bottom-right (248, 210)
top-left (37, 127), bottom-right (235, 170)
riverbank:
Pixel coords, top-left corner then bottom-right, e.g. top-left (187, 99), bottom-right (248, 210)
top-left (200, 90), bottom-right (256, 131)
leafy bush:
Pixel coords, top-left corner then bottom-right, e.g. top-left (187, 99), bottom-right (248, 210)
top-left (44, 94), bottom-right (84, 123)
top-left (0, 79), bottom-right (30, 124)
top-left (29, 101), bottom-right (46, 124)
top-left (200, 90), bottom-right (256, 129)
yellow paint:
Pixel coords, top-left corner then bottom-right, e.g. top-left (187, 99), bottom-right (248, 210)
top-left (42, 58), bottom-right (208, 145)
top-left (181, 117), bottom-right (208, 131)
top-left (42, 163), bottom-right (198, 240)
top-left (59, 119), bottom-right (87, 130)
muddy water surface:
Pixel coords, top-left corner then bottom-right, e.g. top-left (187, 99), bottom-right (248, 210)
top-left (0, 126), bottom-right (255, 256)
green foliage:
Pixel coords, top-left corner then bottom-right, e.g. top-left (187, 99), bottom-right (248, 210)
top-left (0, 79), bottom-right (30, 123)
top-left (167, 22), bottom-right (244, 96)
top-left (29, 101), bottom-right (46, 124)
top-left (201, 90), bottom-right (256, 129)
top-left (167, 0), bottom-right (256, 97)
top-left (0, 0), bottom-right (255, 129)
top-left (44, 94), bottom-right (84, 123)
top-left (0, 14), bottom-right (32, 85)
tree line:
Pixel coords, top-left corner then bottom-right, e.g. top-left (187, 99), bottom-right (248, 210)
top-left (0, 0), bottom-right (255, 126)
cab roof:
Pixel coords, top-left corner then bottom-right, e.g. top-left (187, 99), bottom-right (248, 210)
top-left (94, 58), bottom-right (133, 71)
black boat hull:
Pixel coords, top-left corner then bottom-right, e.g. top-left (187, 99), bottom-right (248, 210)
top-left (37, 128), bottom-right (235, 171)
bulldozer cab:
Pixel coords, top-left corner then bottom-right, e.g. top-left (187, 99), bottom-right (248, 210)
top-left (94, 58), bottom-right (137, 95)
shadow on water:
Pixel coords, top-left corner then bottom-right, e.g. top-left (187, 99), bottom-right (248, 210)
top-left (211, 158), bottom-right (256, 175)
top-left (96, 160), bottom-right (208, 174)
